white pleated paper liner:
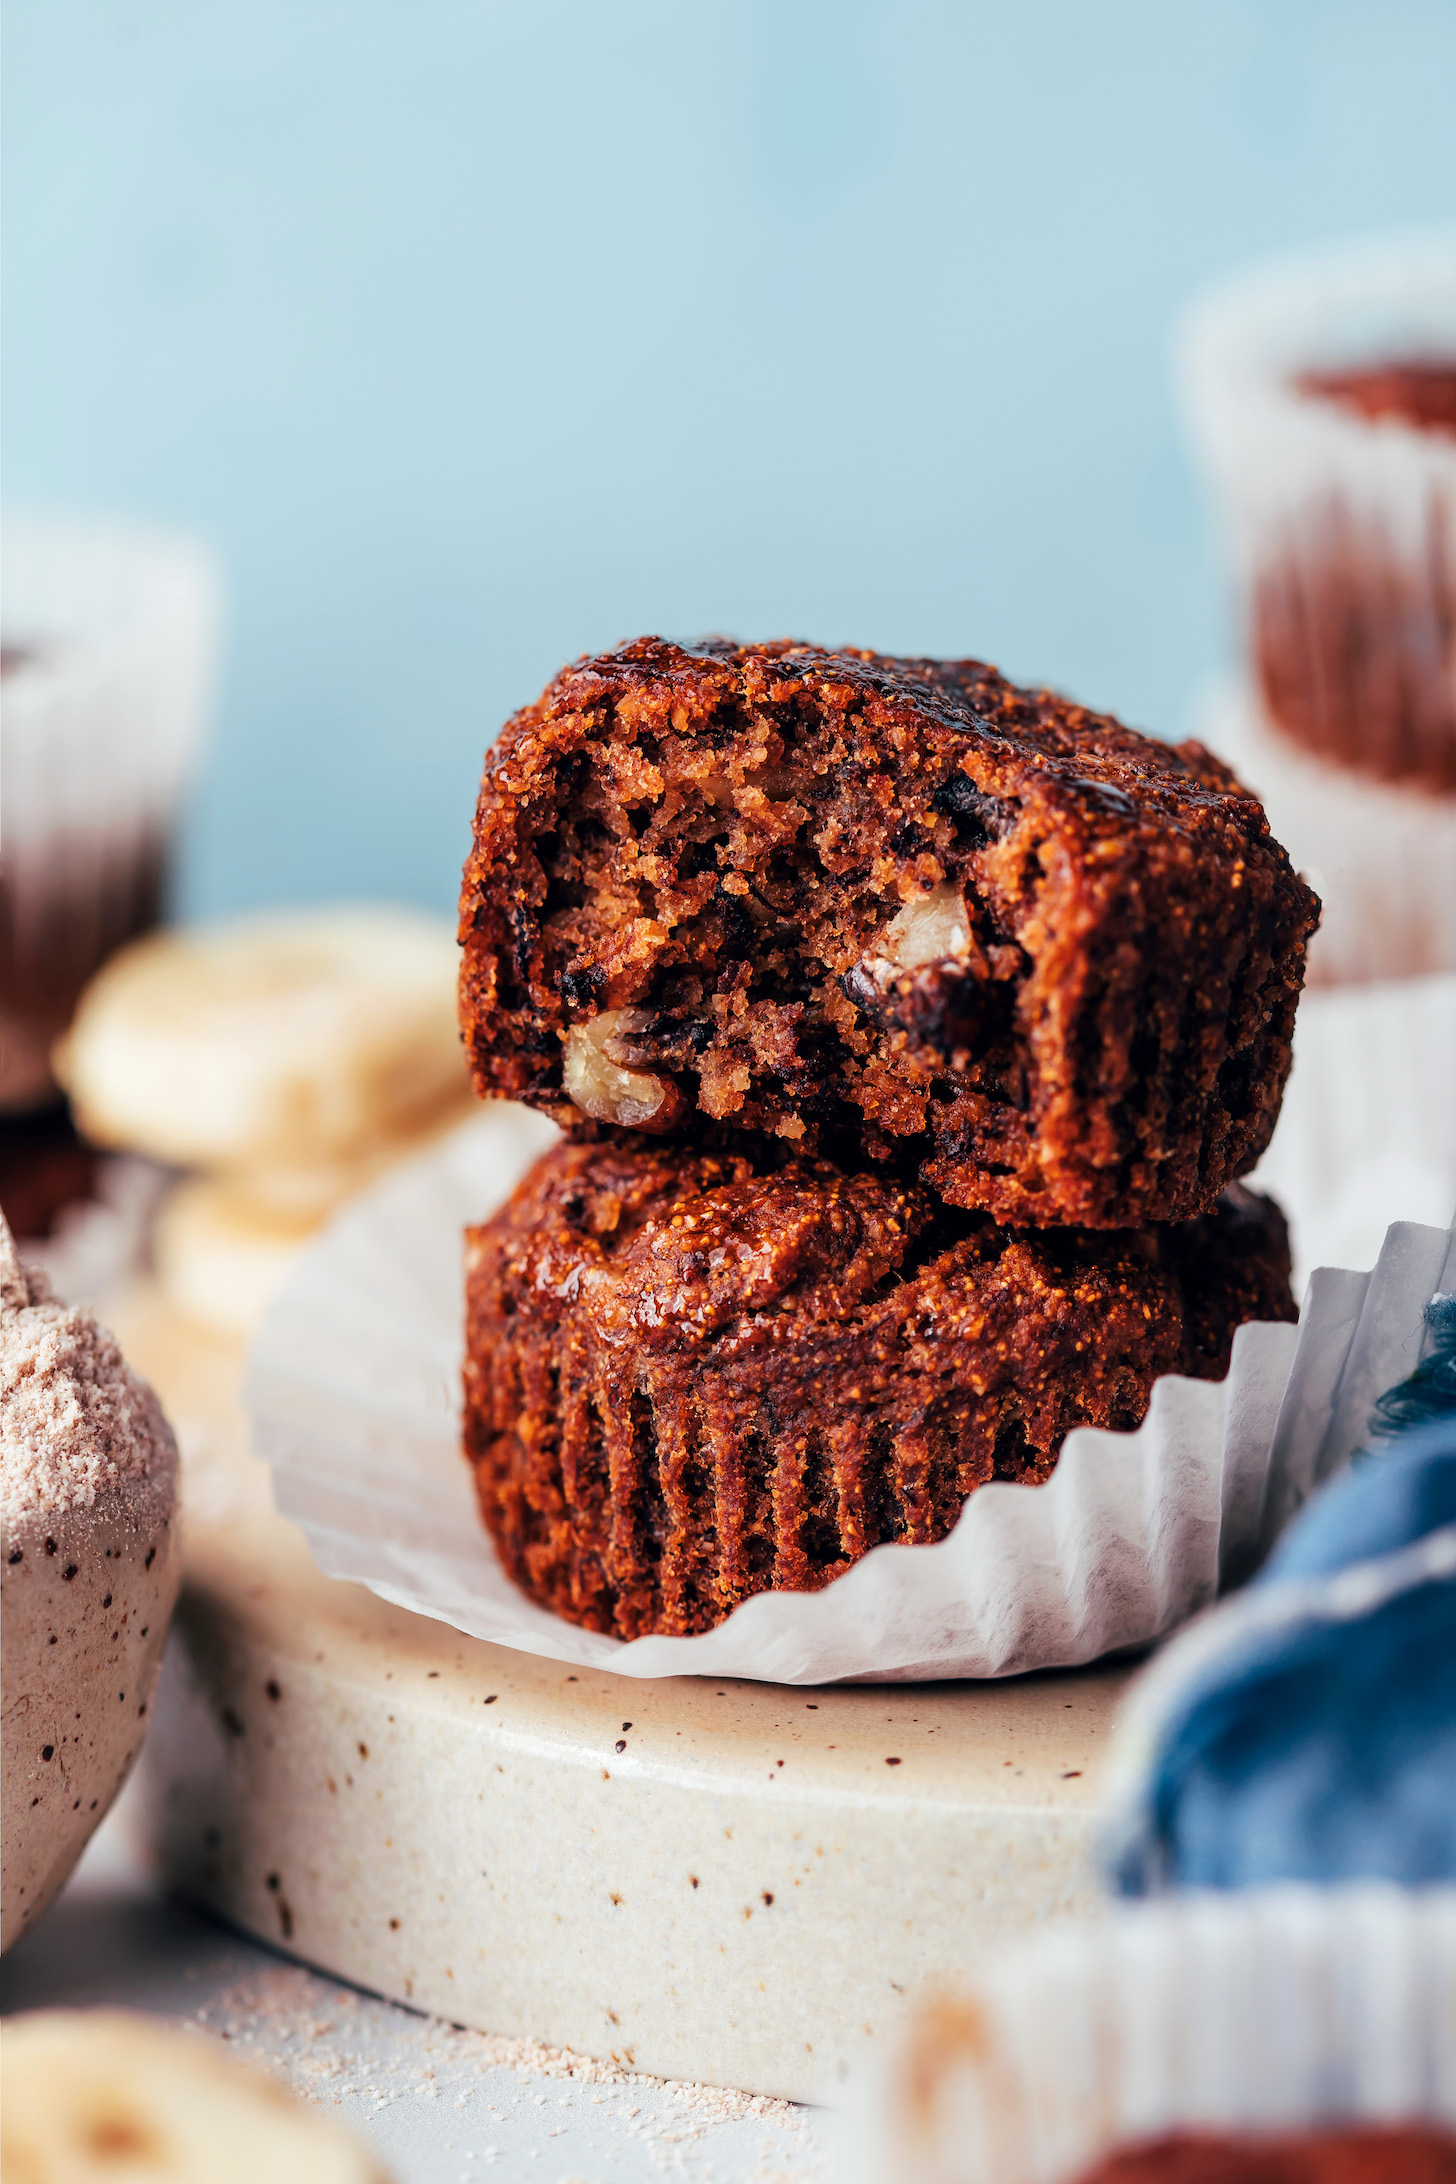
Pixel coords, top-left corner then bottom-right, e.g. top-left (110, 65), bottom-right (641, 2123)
top-left (1180, 232), bottom-right (1456, 620)
top-left (0, 516), bottom-right (222, 1106)
top-left (248, 1086), bottom-right (1443, 1685)
top-left (1180, 232), bottom-right (1456, 557)
top-left (845, 1886), bottom-right (1456, 2184)
top-left (1203, 683), bottom-right (1456, 991)
top-left (1245, 972), bottom-right (1455, 1295)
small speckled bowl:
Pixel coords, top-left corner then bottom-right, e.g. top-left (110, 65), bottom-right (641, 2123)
top-left (1, 1245), bottom-right (181, 1952)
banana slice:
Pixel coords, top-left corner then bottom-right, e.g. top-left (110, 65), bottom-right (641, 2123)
top-left (57, 907), bottom-right (470, 1171)
top-left (151, 1084), bottom-right (480, 1338)
top-left (152, 1177), bottom-right (322, 1338)
top-left (228, 1108), bottom-right (475, 1224)
top-left (0, 2010), bottom-right (388, 2182)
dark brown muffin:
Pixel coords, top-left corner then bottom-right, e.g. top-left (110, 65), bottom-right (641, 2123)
top-left (462, 1137), bottom-right (1296, 1640)
top-left (459, 640), bottom-right (1318, 1229)
top-left (1072, 2125), bottom-right (1456, 2182)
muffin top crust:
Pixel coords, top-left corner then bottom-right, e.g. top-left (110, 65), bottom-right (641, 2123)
top-left (460, 638), bottom-right (1317, 1226)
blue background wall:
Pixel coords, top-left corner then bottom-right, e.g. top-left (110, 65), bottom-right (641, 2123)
top-left (6, 1), bottom-right (1455, 919)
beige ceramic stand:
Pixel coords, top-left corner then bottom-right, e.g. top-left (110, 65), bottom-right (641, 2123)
top-left (115, 1284), bottom-right (1132, 2103)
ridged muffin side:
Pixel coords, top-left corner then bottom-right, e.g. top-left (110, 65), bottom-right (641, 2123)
top-left (463, 1138), bottom-right (1296, 1640)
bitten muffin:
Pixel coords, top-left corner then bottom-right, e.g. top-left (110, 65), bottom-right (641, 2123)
top-left (462, 1138), bottom-right (1296, 1640)
top-left (459, 640), bottom-right (1318, 1229)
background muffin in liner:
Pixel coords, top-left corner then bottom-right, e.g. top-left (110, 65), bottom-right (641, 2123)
top-left (0, 516), bottom-right (221, 1111)
top-left (845, 1885), bottom-right (1456, 2184)
top-left (1248, 971), bottom-right (1453, 1288)
top-left (246, 1029), bottom-right (1451, 1683)
top-left (1181, 234), bottom-right (1456, 988)
top-left (1199, 681), bottom-right (1456, 988)
top-left (1181, 232), bottom-right (1456, 793)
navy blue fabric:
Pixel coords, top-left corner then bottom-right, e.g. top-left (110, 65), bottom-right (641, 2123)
top-left (1106, 1411), bottom-right (1456, 1896)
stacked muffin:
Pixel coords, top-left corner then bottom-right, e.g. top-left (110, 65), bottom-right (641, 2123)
top-left (456, 640), bottom-right (1317, 1639)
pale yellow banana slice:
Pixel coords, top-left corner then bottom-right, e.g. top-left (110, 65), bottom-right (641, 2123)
top-left (0, 2009), bottom-right (389, 2182)
top-left (152, 1176), bottom-right (321, 1338)
top-left (57, 907), bottom-right (470, 1171)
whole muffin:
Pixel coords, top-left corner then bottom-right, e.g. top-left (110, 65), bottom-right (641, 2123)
top-left (458, 640), bottom-right (1318, 1230)
top-left (462, 1138), bottom-right (1296, 1639)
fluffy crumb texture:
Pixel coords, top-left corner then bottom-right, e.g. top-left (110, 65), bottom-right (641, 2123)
top-left (0, 1215), bottom-right (177, 1524)
top-left (459, 639), bottom-right (1319, 1229)
top-left (462, 1139), bottom-right (1296, 1640)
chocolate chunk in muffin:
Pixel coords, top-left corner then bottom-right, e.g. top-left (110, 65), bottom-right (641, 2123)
top-left (459, 640), bottom-right (1318, 1228)
top-left (462, 1137), bottom-right (1296, 1640)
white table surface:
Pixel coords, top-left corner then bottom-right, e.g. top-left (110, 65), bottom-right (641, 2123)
top-left (0, 1796), bottom-right (829, 2184)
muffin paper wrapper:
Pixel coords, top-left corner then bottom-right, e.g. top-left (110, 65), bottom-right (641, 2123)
top-left (1181, 240), bottom-right (1456, 988)
top-left (1203, 683), bottom-right (1456, 988)
top-left (1, 517), bottom-right (222, 1103)
top-left (1246, 972), bottom-right (1455, 1296)
top-left (846, 1886), bottom-right (1456, 2184)
top-left (1180, 232), bottom-right (1456, 610)
top-left (249, 1031), bottom-right (1453, 1682)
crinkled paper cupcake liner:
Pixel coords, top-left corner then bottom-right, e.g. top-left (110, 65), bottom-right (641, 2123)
top-left (1202, 681), bottom-right (1456, 987)
top-left (249, 1047), bottom-right (1448, 1684)
top-left (1245, 970), bottom-right (1455, 1291)
top-left (847, 1885), bottom-right (1456, 2184)
top-left (1180, 231), bottom-right (1456, 791)
top-left (0, 516), bottom-right (222, 1107)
